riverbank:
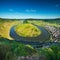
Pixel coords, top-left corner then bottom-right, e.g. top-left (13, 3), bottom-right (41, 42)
top-left (10, 24), bottom-right (50, 45)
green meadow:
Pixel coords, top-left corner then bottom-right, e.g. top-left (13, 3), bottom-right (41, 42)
top-left (15, 23), bottom-right (41, 37)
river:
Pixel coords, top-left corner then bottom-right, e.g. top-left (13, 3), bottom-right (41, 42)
top-left (10, 25), bottom-right (50, 45)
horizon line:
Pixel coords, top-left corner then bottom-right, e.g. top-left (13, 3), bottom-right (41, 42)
top-left (0, 17), bottom-right (60, 20)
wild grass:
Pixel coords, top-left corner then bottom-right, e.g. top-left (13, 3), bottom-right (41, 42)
top-left (0, 19), bottom-right (60, 60)
top-left (15, 23), bottom-right (41, 37)
top-left (28, 20), bottom-right (60, 27)
top-left (0, 19), bottom-right (60, 40)
top-left (0, 19), bottom-right (21, 39)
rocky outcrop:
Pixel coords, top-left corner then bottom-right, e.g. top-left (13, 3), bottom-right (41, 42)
top-left (17, 55), bottom-right (39, 60)
top-left (45, 26), bottom-right (60, 42)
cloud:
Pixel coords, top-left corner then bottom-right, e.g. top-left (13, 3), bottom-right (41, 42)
top-left (25, 9), bottom-right (36, 12)
top-left (9, 9), bottom-right (14, 11)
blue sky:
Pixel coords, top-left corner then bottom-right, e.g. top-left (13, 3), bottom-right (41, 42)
top-left (0, 0), bottom-right (60, 19)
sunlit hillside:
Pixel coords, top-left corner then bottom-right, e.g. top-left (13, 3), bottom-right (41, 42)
top-left (0, 18), bottom-right (60, 41)
top-left (0, 19), bottom-right (22, 39)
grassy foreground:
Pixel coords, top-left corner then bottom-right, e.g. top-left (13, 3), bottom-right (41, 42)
top-left (0, 37), bottom-right (37, 60)
top-left (0, 37), bottom-right (60, 60)
top-left (15, 23), bottom-right (41, 37)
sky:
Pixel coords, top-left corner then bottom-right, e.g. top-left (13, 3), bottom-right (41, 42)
top-left (0, 0), bottom-right (60, 19)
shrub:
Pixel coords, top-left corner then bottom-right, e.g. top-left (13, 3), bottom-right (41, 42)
top-left (0, 44), bottom-right (17, 60)
top-left (38, 45), bottom-right (60, 60)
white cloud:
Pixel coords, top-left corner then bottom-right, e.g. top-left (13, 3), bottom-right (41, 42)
top-left (25, 9), bottom-right (36, 12)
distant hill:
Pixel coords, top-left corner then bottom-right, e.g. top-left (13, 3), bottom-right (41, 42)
top-left (0, 18), bottom-right (60, 20)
